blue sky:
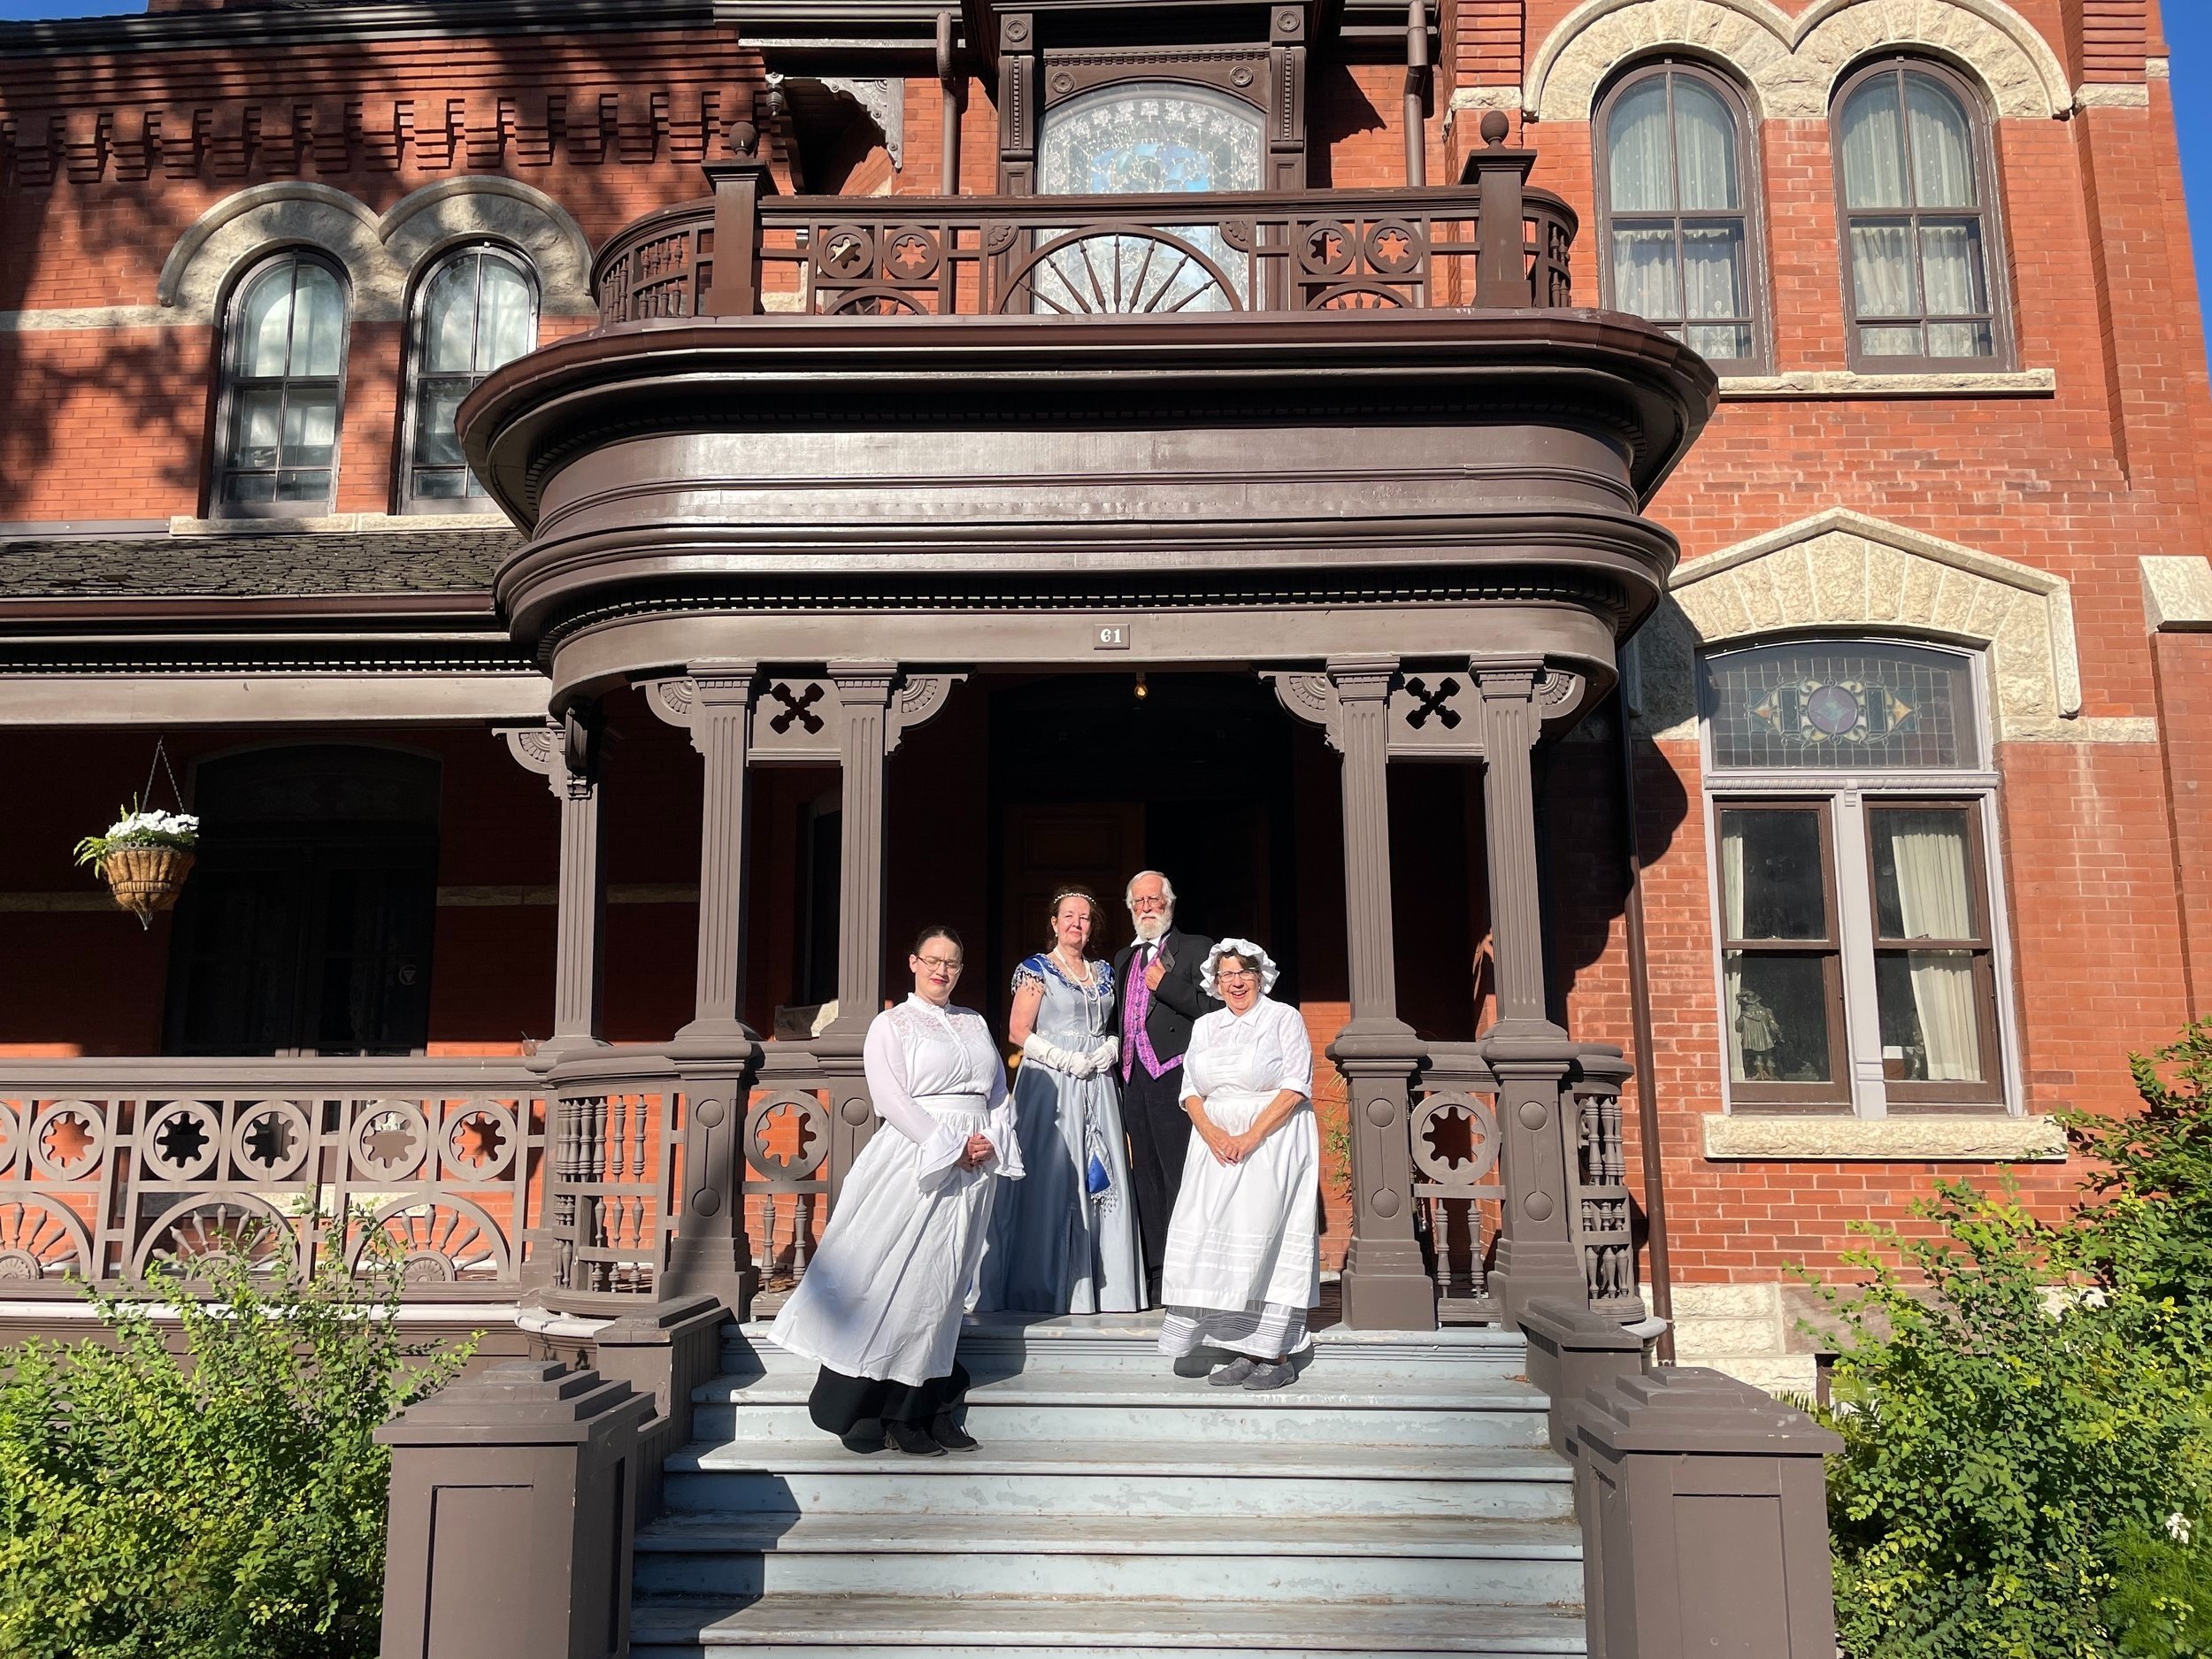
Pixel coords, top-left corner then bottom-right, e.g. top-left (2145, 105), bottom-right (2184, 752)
top-left (4, 0), bottom-right (2212, 346)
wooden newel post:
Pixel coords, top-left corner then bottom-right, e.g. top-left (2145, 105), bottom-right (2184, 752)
top-left (702, 139), bottom-right (773, 318)
top-left (1474, 659), bottom-right (1586, 1324)
top-left (1463, 111), bottom-right (1537, 307)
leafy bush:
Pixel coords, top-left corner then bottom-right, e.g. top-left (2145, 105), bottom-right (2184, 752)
top-left (1814, 1182), bottom-right (2212, 1658)
top-left (0, 1222), bottom-right (474, 1659)
top-left (1809, 1019), bottom-right (2212, 1659)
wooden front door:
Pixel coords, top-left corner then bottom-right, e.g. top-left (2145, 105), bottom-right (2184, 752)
top-left (998, 802), bottom-right (1145, 1010)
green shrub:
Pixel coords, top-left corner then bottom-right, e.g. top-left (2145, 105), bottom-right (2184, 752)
top-left (1813, 1181), bottom-right (2212, 1659)
top-left (0, 1221), bottom-right (474, 1659)
top-left (1809, 1019), bottom-right (2212, 1659)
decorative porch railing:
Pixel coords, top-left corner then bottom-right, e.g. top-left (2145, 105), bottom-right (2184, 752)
top-left (594, 144), bottom-right (1575, 326)
top-left (0, 1031), bottom-right (1638, 1329)
top-left (0, 1058), bottom-right (547, 1296)
top-left (1409, 1038), bottom-right (1643, 1324)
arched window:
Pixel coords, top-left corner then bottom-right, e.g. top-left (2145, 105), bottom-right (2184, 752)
top-left (1833, 58), bottom-right (2008, 368)
top-left (1596, 62), bottom-right (1764, 372)
top-left (216, 251), bottom-right (348, 514)
top-left (403, 245), bottom-right (539, 509)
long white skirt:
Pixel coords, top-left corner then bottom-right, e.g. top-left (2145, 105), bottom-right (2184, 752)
top-left (769, 1099), bottom-right (1001, 1388)
top-left (1158, 1087), bottom-right (1319, 1343)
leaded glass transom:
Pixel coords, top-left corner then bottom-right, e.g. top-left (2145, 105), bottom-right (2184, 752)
top-left (1039, 82), bottom-right (1264, 196)
top-left (1702, 641), bottom-right (1978, 770)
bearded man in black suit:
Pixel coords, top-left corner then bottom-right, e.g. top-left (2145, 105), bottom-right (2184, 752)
top-left (1110, 869), bottom-right (1220, 1307)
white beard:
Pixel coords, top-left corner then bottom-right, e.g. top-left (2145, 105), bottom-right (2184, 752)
top-left (1131, 914), bottom-right (1169, 944)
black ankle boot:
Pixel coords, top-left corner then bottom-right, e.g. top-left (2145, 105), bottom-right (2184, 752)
top-left (884, 1419), bottom-right (947, 1456)
top-left (931, 1413), bottom-right (979, 1452)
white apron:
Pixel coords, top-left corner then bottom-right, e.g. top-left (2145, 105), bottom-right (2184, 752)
top-left (1157, 995), bottom-right (1319, 1319)
top-left (769, 995), bottom-right (1020, 1387)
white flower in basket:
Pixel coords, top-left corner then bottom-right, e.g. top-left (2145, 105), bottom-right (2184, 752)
top-left (73, 798), bottom-right (202, 927)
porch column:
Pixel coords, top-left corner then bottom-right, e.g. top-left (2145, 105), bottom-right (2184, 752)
top-left (1325, 656), bottom-right (1439, 1333)
top-left (817, 661), bottom-right (898, 1201)
top-left (649, 663), bottom-right (764, 1316)
top-left (1474, 658), bottom-right (1584, 1325)
top-left (499, 706), bottom-right (607, 1053)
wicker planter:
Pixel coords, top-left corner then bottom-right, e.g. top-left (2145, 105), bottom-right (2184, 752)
top-left (98, 844), bottom-right (196, 925)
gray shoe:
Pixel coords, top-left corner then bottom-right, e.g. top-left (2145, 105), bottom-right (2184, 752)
top-left (1207, 1356), bottom-right (1258, 1386)
top-left (1171, 1353), bottom-right (1217, 1379)
top-left (1241, 1362), bottom-right (1296, 1391)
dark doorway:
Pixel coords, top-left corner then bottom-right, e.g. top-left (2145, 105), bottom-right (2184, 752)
top-left (987, 673), bottom-right (1299, 1018)
top-left (164, 746), bottom-right (440, 1056)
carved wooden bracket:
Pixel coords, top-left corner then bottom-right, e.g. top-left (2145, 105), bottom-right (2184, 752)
top-left (499, 709), bottom-right (597, 800)
top-left (646, 666), bottom-right (964, 763)
top-left (1267, 659), bottom-right (1587, 756)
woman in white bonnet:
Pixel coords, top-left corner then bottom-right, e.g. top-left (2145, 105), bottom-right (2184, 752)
top-left (1157, 938), bottom-right (1318, 1390)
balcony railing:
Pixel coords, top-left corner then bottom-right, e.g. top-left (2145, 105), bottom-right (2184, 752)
top-left (594, 143), bottom-right (1575, 326)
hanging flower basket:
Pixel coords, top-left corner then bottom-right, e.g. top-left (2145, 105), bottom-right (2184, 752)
top-left (74, 804), bottom-right (200, 928)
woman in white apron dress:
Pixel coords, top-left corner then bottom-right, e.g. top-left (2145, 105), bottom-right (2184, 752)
top-left (1157, 939), bottom-right (1318, 1391)
top-left (770, 926), bottom-right (1022, 1454)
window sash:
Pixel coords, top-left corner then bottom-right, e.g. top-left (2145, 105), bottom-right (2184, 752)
top-left (1718, 801), bottom-right (1852, 1105)
top-left (403, 247), bottom-right (538, 511)
top-left (216, 254), bottom-right (347, 517)
top-left (1711, 787), bottom-right (2008, 1111)
top-left (1598, 63), bottom-right (1766, 371)
top-left (1863, 799), bottom-right (2003, 1102)
top-left (1835, 63), bottom-right (2004, 369)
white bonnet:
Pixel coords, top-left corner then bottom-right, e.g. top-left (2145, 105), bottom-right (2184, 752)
top-left (1202, 937), bottom-right (1280, 997)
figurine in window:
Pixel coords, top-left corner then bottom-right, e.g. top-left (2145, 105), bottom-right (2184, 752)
top-left (1737, 987), bottom-right (1781, 1080)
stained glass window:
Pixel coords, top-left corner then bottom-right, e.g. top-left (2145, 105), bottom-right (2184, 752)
top-left (1703, 641), bottom-right (1978, 770)
top-left (1038, 82), bottom-right (1264, 197)
top-left (1032, 82), bottom-right (1264, 314)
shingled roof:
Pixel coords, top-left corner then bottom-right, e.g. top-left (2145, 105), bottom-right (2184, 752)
top-left (0, 529), bottom-right (516, 601)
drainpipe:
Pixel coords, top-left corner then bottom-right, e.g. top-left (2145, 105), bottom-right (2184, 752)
top-left (938, 12), bottom-right (961, 196)
top-left (1403, 0), bottom-right (1427, 187)
top-left (1616, 680), bottom-right (1676, 1362)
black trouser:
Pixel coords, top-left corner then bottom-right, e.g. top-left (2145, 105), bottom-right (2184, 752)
top-left (1120, 1060), bottom-right (1192, 1299)
top-left (807, 1361), bottom-right (972, 1438)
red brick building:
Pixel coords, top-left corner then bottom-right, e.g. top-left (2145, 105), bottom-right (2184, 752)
top-left (0, 0), bottom-right (2202, 1398)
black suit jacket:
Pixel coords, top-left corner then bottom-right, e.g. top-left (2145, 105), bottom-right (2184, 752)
top-left (1110, 928), bottom-right (1220, 1068)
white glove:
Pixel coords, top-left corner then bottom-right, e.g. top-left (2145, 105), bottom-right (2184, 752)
top-left (1023, 1032), bottom-right (1094, 1077)
top-left (1087, 1037), bottom-right (1119, 1073)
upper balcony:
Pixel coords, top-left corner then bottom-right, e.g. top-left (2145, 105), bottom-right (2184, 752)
top-left (593, 134), bottom-right (1576, 324)
top-left (460, 122), bottom-right (1714, 687)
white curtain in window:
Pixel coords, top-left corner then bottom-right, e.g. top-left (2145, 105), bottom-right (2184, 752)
top-left (477, 260), bottom-right (535, 369)
top-left (1886, 813), bottom-right (1982, 1080)
top-left (1841, 79), bottom-right (1908, 209)
top-left (1671, 80), bottom-right (1740, 211)
top-left (1608, 79), bottom-right (1673, 212)
top-left (1611, 227), bottom-right (1680, 319)
top-left (1906, 76), bottom-right (1976, 207)
top-left (1720, 818), bottom-right (1747, 1079)
top-left (290, 266), bottom-right (344, 377)
top-left (1681, 224), bottom-right (1745, 319)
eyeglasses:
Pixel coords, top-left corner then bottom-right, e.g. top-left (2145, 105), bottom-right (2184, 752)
top-left (916, 956), bottom-right (964, 973)
top-left (1217, 970), bottom-right (1259, 985)
top-left (1130, 895), bottom-right (1169, 910)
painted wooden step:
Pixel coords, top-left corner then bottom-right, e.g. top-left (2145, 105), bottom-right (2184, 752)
top-left (632, 1510), bottom-right (1584, 1604)
top-left (691, 1371), bottom-right (1551, 1449)
top-left (660, 1440), bottom-right (1575, 1521)
top-left (630, 1592), bottom-right (1587, 1657)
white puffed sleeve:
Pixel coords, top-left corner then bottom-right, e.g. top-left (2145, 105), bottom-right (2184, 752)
top-left (863, 1010), bottom-right (968, 1183)
top-left (979, 1033), bottom-right (1025, 1181)
top-left (1267, 1000), bottom-right (1314, 1098)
